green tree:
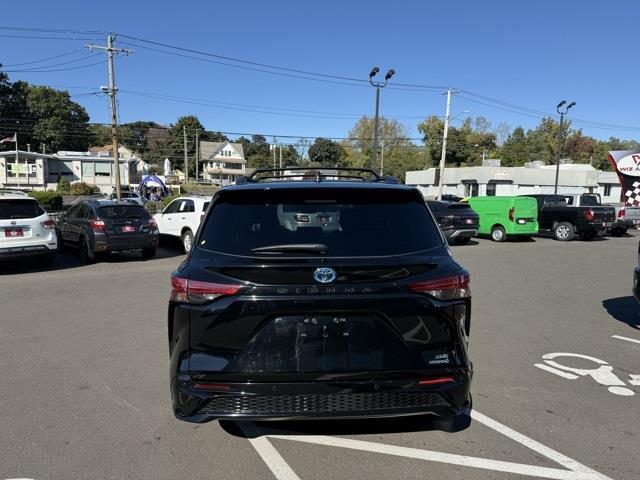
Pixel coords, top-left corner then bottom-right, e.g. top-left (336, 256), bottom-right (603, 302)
top-left (501, 127), bottom-right (529, 166)
top-left (169, 115), bottom-right (205, 176)
top-left (26, 85), bottom-right (91, 152)
top-left (308, 138), bottom-right (346, 167)
top-left (417, 116), bottom-right (444, 167)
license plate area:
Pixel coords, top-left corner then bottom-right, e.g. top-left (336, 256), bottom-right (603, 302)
top-left (122, 225), bottom-right (136, 233)
top-left (230, 314), bottom-right (413, 373)
top-left (4, 228), bottom-right (24, 237)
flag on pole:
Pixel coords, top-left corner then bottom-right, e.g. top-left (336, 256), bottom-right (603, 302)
top-left (0, 133), bottom-right (17, 144)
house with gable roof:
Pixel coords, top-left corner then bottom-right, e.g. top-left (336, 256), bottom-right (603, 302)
top-left (199, 140), bottom-right (246, 185)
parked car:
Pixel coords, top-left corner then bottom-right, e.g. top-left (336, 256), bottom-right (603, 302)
top-left (466, 196), bottom-right (538, 242)
top-left (153, 196), bottom-right (211, 253)
top-left (526, 194), bottom-right (615, 241)
top-left (168, 168), bottom-right (473, 423)
top-left (426, 200), bottom-right (479, 244)
top-left (561, 193), bottom-right (638, 237)
top-left (0, 191), bottom-right (57, 265)
top-left (108, 191), bottom-right (144, 206)
top-left (56, 200), bottom-right (158, 263)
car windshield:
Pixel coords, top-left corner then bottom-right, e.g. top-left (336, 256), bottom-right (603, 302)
top-left (0, 199), bottom-right (44, 219)
top-left (199, 189), bottom-right (442, 257)
top-left (98, 205), bottom-right (149, 219)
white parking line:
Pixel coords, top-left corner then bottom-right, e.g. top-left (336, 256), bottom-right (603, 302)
top-left (612, 334), bottom-right (640, 345)
top-left (238, 423), bottom-right (301, 480)
top-left (244, 409), bottom-right (614, 480)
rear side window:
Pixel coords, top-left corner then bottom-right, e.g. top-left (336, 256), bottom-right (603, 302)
top-left (98, 205), bottom-right (150, 220)
top-left (199, 189), bottom-right (443, 257)
top-left (0, 199), bottom-right (44, 219)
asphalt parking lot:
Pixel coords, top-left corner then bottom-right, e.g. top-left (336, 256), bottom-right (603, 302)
top-left (1, 234), bottom-right (639, 480)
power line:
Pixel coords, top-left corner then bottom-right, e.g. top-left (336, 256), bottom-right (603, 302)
top-left (4, 59), bottom-right (105, 73)
top-left (2, 49), bottom-right (82, 67)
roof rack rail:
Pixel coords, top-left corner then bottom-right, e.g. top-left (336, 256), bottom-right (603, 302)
top-left (236, 167), bottom-right (398, 185)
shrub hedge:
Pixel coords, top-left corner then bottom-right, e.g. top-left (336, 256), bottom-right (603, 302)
top-left (29, 191), bottom-right (63, 211)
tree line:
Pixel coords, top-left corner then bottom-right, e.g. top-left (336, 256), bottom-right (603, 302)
top-left (2, 68), bottom-right (638, 182)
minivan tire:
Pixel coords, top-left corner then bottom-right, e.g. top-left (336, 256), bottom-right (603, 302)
top-left (553, 222), bottom-right (574, 241)
top-left (181, 229), bottom-right (194, 254)
top-left (490, 225), bottom-right (506, 242)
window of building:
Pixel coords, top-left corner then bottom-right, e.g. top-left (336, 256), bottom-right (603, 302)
top-left (486, 183), bottom-right (496, 196)
top-left (82, 162), bottom-right (95, 176)
top-left (604, 184), bottom-right (612, 196)
top-left (95, 162), bottom-right (111, 176)
top-left (463, 181), bottom-right (478, 197)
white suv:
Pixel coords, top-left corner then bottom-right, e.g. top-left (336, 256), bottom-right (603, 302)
top-left (108, 191), bottom-right (144, 206)
top-left (0, 191), bottom-right (58, 265)
top-left (153, 196), bottom-right (211, 253)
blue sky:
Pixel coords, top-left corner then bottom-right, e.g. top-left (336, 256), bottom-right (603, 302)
top-left (2, 0), bottom-right (639, 143)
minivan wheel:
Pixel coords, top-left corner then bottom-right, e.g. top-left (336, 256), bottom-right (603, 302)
top-left (181, 229), bottom-right (194, 254)
top-left (553, 222), bottom-right (574, 241)
top-left (79, 237), bottom-right (95, 264)
top-left (490, 226), bottom-right (506, 242)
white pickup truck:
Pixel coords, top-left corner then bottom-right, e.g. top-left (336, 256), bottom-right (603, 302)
top-left (563, 193), bottom-right (640, 236)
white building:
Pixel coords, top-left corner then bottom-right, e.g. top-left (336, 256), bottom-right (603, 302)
top-left (199, 140), bottom-right (246, 185)
top-left (405, 161), bottom-right (622, 203)
top-left (0, 149), bottom-right (138, 193)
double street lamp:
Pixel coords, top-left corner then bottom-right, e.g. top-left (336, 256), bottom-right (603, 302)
top-left (553, 100), bottom-right (576, 195)
top-left (369, 67), bottom-right (395, 170)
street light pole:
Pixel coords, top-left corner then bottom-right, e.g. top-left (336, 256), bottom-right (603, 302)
top-left (553, 100), bottom-right (576, 195)
top-left (369, 67), bottom-right (395, 171)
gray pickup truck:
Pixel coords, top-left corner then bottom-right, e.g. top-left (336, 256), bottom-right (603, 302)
top-left (563, 193), bottom-right (640, 236)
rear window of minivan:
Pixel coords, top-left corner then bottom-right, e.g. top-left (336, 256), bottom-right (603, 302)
top-left (199, 189), bottom-right (442, 257)
top-left (0, 199), bottom-right (44, 219)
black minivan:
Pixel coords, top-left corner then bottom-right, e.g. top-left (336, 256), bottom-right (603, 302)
top-left (168, 169), bottom-right (472, 423)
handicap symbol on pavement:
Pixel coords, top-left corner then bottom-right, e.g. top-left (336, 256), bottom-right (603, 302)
top-left (535, 352), bottom-right (640, 396)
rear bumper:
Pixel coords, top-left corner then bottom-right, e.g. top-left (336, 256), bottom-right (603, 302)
top-left (172, 372), bottom-right (472, 422)
top-left (442, 228), bottom-right (478, 240)
top-left (94, 233), bottom-right (159, 252)
top-left (0, 243), bottom-right (56, 260)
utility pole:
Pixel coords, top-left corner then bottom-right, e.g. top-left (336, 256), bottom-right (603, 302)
top-left (436, 88), bottom-right (457, 200)
top-left (195, 130), bottom-right (199, 181)
top-left (86, 34), bottom-right (133, 201)
top-left (279, 144), bottom-right (283, 169)
top-left (380, 141), bottom-right (385, 175)
top-left (272, 138), bottom-right (277, 168)
top-left (183, 125), bottom-right (188, 184)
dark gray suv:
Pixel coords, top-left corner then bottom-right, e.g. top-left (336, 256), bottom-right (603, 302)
top-left (56, 200), bottom-right (159, 263)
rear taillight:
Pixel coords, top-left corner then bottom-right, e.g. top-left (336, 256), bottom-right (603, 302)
top-left (618, 208), bottom-right (625, 218)
top-left (584, 209), bottom-right (594, 221)
top-left (170, 275), bottom-right (244, 304)
top-left (508, 207), bottom-right (515, 222)
top-left (409, 274), bottom-right (470, 300)
top-left (91, 220), bottom-right (105, 232)
top-left (41, 219), bottom-right (56, 229)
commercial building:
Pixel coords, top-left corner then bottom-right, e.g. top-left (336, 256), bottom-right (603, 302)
top-left (0, 149), bottom-right (139, 193)
top-left (405, 160), bottom-right (622, 203)
top-left (199, 140), bottom-right (246, 185)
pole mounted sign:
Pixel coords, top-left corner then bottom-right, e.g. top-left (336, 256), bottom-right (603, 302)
top-left (608, 150), bottom-right (640, 205)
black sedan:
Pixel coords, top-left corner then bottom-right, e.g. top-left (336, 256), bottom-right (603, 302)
top-left (427, 200), bottom-right (479, 244)
top-left (56, 200), bottom-right (159, 263)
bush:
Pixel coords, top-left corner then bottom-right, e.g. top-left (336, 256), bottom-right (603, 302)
top-left (69, 182), bottom-right (97, 196)
top-left (29, 191), bottom-right (63, 211)
top-left (162, 194), bottom-right (178, 207)
top-left (56, 177), bottom-right (70, 193)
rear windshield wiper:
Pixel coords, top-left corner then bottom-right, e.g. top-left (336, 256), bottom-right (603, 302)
top-left (251, 243), bottom-right (328, 254)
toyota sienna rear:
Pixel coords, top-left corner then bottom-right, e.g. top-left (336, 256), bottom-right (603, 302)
top-left (168, 168), bottom-right (473, 423)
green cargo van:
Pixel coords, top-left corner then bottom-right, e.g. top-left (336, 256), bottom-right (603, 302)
top-left (467, 196), bottom-right (539, 242)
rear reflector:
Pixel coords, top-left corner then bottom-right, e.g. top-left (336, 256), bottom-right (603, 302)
top-left (409, 274), bottom-right (470, 300)
top-left (193, 383), bottom-right (231, 391)
top-left (170, 275), bottom-right (244, 304)
top-left (419, 377), bottom-right (455, 386)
